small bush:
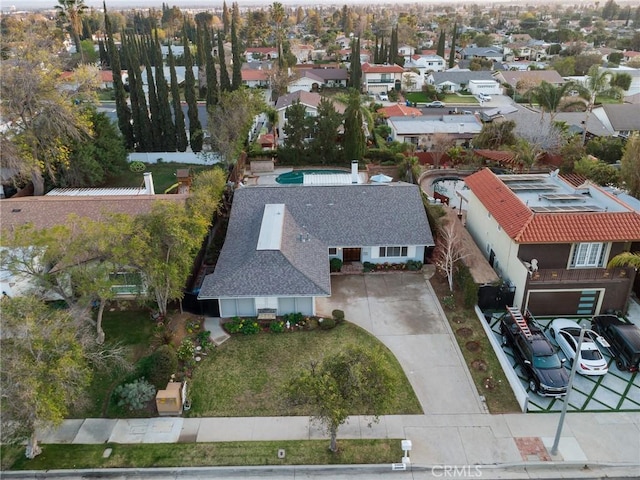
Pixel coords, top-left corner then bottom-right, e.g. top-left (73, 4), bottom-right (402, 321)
top-left (330, 257), bottom-right (343, 272)
top-left (442, 294), bottom-right (456, 310)
top-left (270, 320), bottom-right (285, 333)
top-left (177, 338), bottom-right (196, 361)
top-left (113, 378), bottom-right (156, 411)
top-left (282, 312), bottom-right (304, 326)
top-left (242, 320), bottom-right (260, 335)
top-left (137, 345), bottom-right (178, 389)
top-left (332, 309), bottom-right (345, 324)
top-left (363, 261), bottom-right (375, 272)
top-left (318, 317), bottom-right (336, 330)
top-left (454, 263), bottom-right (479, 309)
top-left (196, 330), bottom-right (213, 350)
top-left (406, 260), bottom-right (423, 271)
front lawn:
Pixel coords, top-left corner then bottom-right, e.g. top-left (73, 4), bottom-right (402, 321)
top-left (189, 322), bottom-right (423, 417)
top-left (442, 94), bottom-right (479, 105)
top-left (68, 310), bottom-right (156, 418)
top-left (404, 92), bottom-right (430, 103)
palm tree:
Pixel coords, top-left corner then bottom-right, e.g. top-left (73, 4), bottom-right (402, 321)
top-left (608, 252), bottom-right (640, 269)
top-left (55, 0), bottom-right (88, 59)
top-left (508, 138), bottom-right (542, 173)
top-left (270, 2), bottom-right (286, 68)
top-left (581, 65), bottom-right (623, 143)
top-left (528, 80), bottom-right (586, 121)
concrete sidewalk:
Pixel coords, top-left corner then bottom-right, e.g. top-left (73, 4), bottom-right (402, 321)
top-left (41, 411), bottom-right (640, 468)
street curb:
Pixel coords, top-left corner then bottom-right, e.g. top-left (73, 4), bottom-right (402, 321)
top-left (2, 461), bottom-right (640, 478)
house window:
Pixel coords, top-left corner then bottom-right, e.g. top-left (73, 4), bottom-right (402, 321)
top-left (328, 247), bottom-right (337, 255)
top-left (379, 246), bottom-right (408, 257)
top-left (570, 243), bottom-right (606, 268)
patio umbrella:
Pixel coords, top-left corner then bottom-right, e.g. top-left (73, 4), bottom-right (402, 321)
top-left (370, 173), bottom-right (393, 183)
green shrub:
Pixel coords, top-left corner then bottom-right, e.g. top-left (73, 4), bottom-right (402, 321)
top-left (113, 378), bottom-right (156, 411)
top-left (225, 316), bottom-right (243, 334)
top-left (363, 261), bottom-right (375, 272)
top-left (241, 320), bottom-right (260, 335)
top-left (454, 263), bottom-right (478, 309)
top-left (196, 330), bottom-right (213, 350)
top-left (406, 260), bottom-right (423, 271)
top-left (270, 320), bottom-right (285, 333)
top-left (330, 257), bottom-right (343, 272)
top-left (332, 309), bottom-right (345, 324)
top-left (442, 294), bottom-right (456, 310)
top-left (137, 345), bottom-right (178, 389)
top-left (282, 312), bottom-right (304, 326)
top-left (318, 317), bottom-right (336, 330)
top-left (177, 338), bottom-right (196, 361)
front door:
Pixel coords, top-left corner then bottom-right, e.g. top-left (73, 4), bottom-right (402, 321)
top-left (343, 248), bottom-right (361, 262)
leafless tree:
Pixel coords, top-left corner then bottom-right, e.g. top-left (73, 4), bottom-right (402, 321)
top-left (434, 219), bottom-right (470, 291)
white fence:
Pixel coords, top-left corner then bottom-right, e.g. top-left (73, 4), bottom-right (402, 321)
top-left (128, 152), bottom-right (221, 165)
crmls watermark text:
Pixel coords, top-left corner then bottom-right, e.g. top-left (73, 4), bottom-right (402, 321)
top-left (431, 465), bottom-right (483, 477)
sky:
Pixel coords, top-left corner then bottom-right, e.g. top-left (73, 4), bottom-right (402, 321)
top-left (12, 0), bottom-right (397, 11)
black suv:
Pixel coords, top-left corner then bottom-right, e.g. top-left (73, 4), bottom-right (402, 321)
top-left (591, 315), bottom-right (640, 372)
top-left (500, 312), bottom-right (569, 397)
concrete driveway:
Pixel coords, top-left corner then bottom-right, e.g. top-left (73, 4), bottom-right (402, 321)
top-left (316, 273), bottom-right (485, 415)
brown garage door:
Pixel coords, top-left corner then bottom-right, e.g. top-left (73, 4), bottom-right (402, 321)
top-left (526, 289), bottom-right (600, 317)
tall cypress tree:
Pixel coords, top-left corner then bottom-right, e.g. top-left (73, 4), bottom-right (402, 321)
top-left (231, 14), bottom-right (242, 91)
top-left (343, 89), bottom-right (365, 162)
top-left (389, 26), bottom-right (398, 65)
top-left (204, 27), bottom-right (219, 108)
top-left (222, 0), bottom-right (230, 35)
top-left (449, 23), bottom-right (457, 69)
top-left (373, 34), bottom-right (379, 64)
top-left (436, 30), bottom-right (445, 58)
top-left (168, 46), bottom-right (188, 152)
top-left (154, 31), bottom-right (176, 151)
top-left (217, 31), bottom-right (231, 92)
top-left (143, 46), bottom-right (163, 151)
top-left (104, 2), bottom-right (134, 149)
top-left (182, 28), bottom-right (203, 152)
top-left (126, 35), bottom-right (152, 151)
top-left (349, 36), bottom-right (361, 89)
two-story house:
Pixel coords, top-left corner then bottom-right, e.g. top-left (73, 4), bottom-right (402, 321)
top-left (361, 63), bottom-right (405, 96)
top-left (287, 68), bottom-right (348, 93)
top-left (463, 168), bottom-right (640, 316)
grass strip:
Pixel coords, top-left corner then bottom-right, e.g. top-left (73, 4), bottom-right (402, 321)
top-left (4, 439), bottom-right (402, 471)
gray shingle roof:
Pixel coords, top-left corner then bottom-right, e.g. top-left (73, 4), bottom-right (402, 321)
top-left (601, 104), bottom-right (640, 131)
top-left (198, 183), bottom-right (434, 299)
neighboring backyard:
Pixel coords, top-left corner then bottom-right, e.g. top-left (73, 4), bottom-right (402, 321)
top-left (104, 162), bottom-right (213, 194)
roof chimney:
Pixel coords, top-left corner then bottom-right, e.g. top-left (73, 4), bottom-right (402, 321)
top-left (351, 160), bottom-right (359, 184)
top-left (143, 172), bottom-right (155, 195)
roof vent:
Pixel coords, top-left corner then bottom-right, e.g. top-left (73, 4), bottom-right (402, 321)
top-left (11, 209), bottom-right (21, 213)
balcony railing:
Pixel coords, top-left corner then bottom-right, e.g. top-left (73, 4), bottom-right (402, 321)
top-left (528, 267), bottom-right (633, 283)
top-left (365, 79), bottom-right (395, 84)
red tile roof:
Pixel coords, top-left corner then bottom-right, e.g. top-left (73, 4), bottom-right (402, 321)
top-left (378, 104), bottom-right (423, 117)
top-left (242, 69), bottom-right (269, 81)
top-left (465, 168), bottom-right (640, 244)
top-left (473, 149), bottom-right (516, 164)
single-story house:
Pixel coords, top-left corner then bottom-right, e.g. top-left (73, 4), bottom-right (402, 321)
top-left (494, 69), bottom-right (565, 89)
top-left (459, 47), bottom-right (504, 62)
top-left (386, 115), bottom-right (482, 148)
top-left (241, 69), bottom-right (270, 88)
top-left (427, 70), bottom-right (496, 93)
top-left (591, 104), bottom-right (640, 138)
top-left (197, 183), bottom-right (434, 317)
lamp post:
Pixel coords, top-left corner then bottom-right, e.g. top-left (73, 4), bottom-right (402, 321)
top-left (551, 326), bottom-right (585, 456)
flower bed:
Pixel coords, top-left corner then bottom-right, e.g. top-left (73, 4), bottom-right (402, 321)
top-left (363, 260), bottom-right (423, 273)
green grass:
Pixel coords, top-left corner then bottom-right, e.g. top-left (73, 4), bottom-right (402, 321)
top-left (4, 439), bottom-right (402, 470)
top-left (104, 162), bottom-right (213, 194)
top-left (189, 322), bottom-right (423, 417)
top-left (430, 277), bottom-right (520, 413)
top-left (404, 92), bottom-right (429, 103)
top-left (595, 95), bottom-right (622, 105)
top-left (442, 94), bottom-right (479, 105)
top-left (68, 310), bottom-right (156, 418)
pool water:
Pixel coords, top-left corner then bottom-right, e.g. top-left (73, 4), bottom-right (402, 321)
top-left (276, 169), bottom-right (348, 184)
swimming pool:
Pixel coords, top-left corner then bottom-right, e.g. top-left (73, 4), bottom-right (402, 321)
top-left (276, 169), bottom-right (348, 184)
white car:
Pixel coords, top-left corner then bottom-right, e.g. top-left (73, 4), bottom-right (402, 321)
top-left (477, 93), bottom-right (492, 101)
top-left (378, 93), bottom-right (389, 101)
top-left (548, 318), bottom-right (609, 376)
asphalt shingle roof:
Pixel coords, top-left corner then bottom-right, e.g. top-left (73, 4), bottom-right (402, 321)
top-left (601, 104), bottom-right (640, 132)
top-left (198, 184), bottom-right (434, 299)
top-left (465, 169), bottom-right (640, 244)
top-left (430, 71), bottom-right (496, 86)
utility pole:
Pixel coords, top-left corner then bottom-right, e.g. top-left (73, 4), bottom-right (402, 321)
top-left (551, 326), bottom-right (585, 456)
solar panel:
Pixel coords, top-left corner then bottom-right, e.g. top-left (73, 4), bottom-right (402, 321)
top-left (530, 205), bottom-right (604, 213)
top-left (508, 183), bottom-right (557, 191)
top-left (540, 194), bottom-right (586, 201)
